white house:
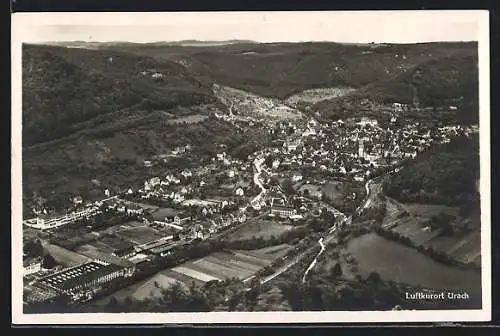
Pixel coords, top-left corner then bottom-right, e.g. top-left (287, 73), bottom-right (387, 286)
top-left (24, 257), bottom-right (42, 277)
top-left (235, 187), bottom-right (245, 197)
top-left (181, 170), bottom-right (192, 179)
top-left (73, 196), bottom-right (83, 205)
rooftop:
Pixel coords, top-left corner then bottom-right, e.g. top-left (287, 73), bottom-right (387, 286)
top-left (37, 261), bottom-right (123, 292)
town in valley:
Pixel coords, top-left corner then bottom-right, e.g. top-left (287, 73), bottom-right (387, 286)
top-left (21, 39), bottom-right (482, 313)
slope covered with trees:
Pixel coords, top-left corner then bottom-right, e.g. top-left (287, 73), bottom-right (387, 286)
top-left (311, 53), bottom-right (479, 123)
top-left (384, 135), bottom-right (480, 206)
top-left (22, 44), bottom-right (215, 146)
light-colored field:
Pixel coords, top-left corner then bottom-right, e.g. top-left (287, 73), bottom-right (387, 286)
top-left (89, 247), bottom-right (288, 306)
top-left (250, 244), bottom-right (293, 259)
top-left (171, 266), bottom-right (222, 282)
top-left (391, 217), bottom-right (441, 246)
top-left (187, 258), bottom-right (251, 280)
top-left (42, 242), bottom-right (90, 267)
top-left (181, 199), bottom-right (217, 207)
top-left (225, 219), bottom-right (293, 241)
top-left (131, 273), bottom-right (179, 301)
top-left (286, 87), bottom-right (356, 105)
top-left (346, 233), bottom-right (481, 294)
top-left (166, 114), bottom-right (208, 124)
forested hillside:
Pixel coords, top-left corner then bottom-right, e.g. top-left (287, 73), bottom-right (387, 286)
top-left (311, 53), bottom-right (479, 123)
top-left (99, 41), bottom-right (478, 99)
top-left (22, 44), bottom-right (215, 146)
top-left (384, 135), bottom-right (480, 206)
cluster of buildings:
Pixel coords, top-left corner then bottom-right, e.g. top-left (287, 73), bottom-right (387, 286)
top-left (257, 115), bottom-right (474, 185)
top-left (23, 206), bottom-right (101, 231)
top-left (34, 252), bottom-right (136, 302)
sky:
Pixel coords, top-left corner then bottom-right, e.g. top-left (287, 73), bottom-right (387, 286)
top-left (12, 11), bottom-right (486, 44)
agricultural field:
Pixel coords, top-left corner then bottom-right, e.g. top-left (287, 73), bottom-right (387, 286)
top-left (381, 200), bottom-right (480, 266)
top-left (425, 230), bottom-right (481, 266)
top-left (224, 219), bottom-right (293, 241)
top-left (285, 87), bottom-right (356, 105)
top-left (131, 273), bottom-right (179, 301)
top-left (345, 233), bottom-right (481, 296)
top-left (249, 244), bottom-right (293, 261)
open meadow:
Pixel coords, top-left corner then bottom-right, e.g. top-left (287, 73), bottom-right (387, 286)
top-left (224, 219), bottom-right (293, 241)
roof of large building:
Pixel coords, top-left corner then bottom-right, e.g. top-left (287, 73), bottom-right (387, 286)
top-left (38, 261), bottom-right (123, 292)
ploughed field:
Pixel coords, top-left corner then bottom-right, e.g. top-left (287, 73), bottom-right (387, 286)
top-left (345, 233), bottom-right (481, 299)
top-left (90, 244), bottom-right (292, 306)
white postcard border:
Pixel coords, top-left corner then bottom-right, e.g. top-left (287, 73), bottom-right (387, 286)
top-left (11, 10), bottom-right (491, 324)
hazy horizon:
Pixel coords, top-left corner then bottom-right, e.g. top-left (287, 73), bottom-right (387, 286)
top-left (13, 11), bottom-right (485, 44)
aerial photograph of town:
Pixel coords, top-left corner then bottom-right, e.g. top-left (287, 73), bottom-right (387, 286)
top-left (16, 13), bottom-right (485, 318)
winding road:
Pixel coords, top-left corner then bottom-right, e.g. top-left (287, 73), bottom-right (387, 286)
top-left (250, 156), bottom-right (267, 209)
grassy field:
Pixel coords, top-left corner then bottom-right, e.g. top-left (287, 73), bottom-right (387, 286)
top-left (42, 242), bottom-right (90, 267)
top-left (225, 219), bottom-right (293, 241)
top-left (250, 244), bottom-right (293, 260)
top-left (401, 203), bottom-right (460, 218)
top-left (322, 181), bottom-right (345, 203)
top-left (345, 233), bottom-right (481, 295)
top-left (151, 207), bottom-right (182, 221)
top-left (23, 227), bottom-right (41, 243)
top-left (115, 226), bottom-right (166, 245)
